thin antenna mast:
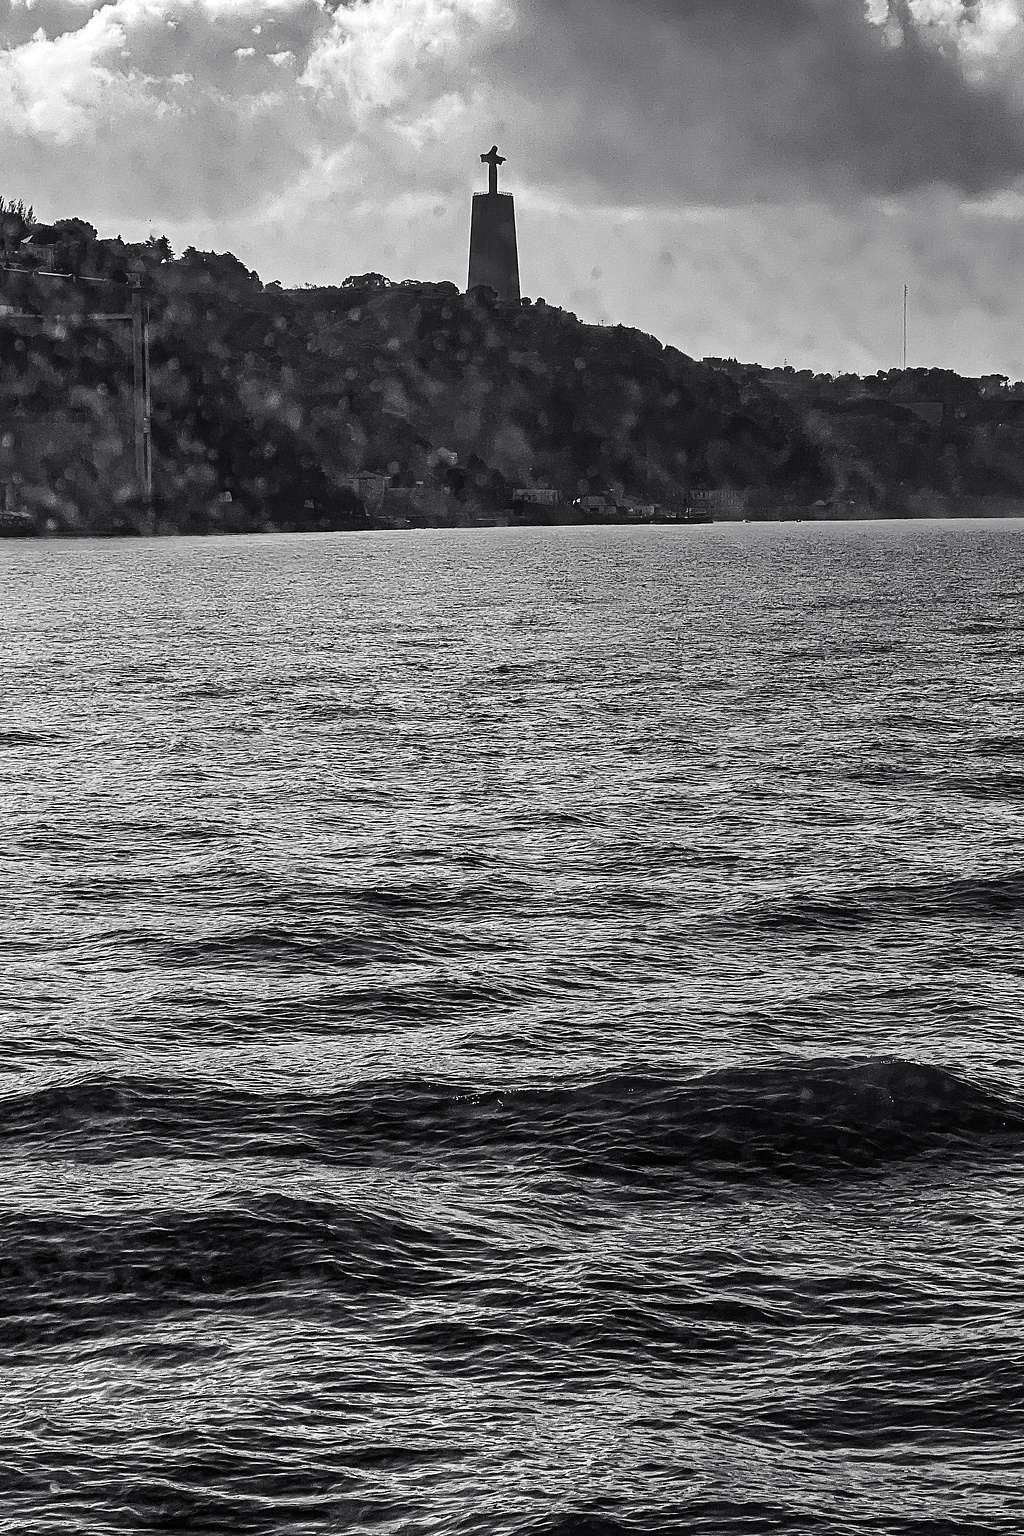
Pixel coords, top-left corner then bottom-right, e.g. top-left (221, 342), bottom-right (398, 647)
top-left (902, 284), bottom-right (908, 371)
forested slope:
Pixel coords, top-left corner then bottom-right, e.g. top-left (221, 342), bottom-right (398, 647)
top-left (0, 222), bottom-right (827, 533)
top-left (1, 212), bottom-right (1020, 534)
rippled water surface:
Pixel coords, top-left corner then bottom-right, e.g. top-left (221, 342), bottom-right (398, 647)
top-left (3, 520), bottom-right (1024, 1535)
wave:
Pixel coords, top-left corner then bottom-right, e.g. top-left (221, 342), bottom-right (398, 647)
top-left (1, 1058), bottom-right (1019, 1177)
top-left (0, 1194), bottom-right (477, 1351)
top-left (974, 732), bottom-right (1024, 755)
top-left (524, 1505), bottom-right (836, 1536)
top-left (737, 872), bottom-right (1024, 934)
top-left (528, 1517), bottom-right (630, 1536)
top-left (0, 729), bottom-right (65, 747)
top-left (947, 772), bottom-right (1024, 799)
top-left (50, 869), bottom-right (1024, 972)
top-left (948, 620), bottom-right (1008, 636)
top-left (58, 903), bottom-right (522, 968)
top-left (81, 922), bottom-right (452, 970)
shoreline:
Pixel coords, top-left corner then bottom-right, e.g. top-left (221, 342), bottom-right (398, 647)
top-left (6, 506), bottom-right (1024, 542)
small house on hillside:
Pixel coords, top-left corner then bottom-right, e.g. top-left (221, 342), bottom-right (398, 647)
top-left (512, 488), bottom-right (560, 506)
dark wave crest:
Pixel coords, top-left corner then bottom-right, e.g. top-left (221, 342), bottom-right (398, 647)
top-left (739, 873), bottom-right (1024, 934)
top-left (0, 729), bottom-right (65, 747)
top-left (975, 732), bottom-right (1024, 755)
top-left (525, 1505), bottom-right (837, 1536)
top-left (2, 1058), bottom-right (1019, 1177)
top-left (947, 772), bottom-right (1024, 799)
top-left (0, 1194), bottom-right (491, 1356)
top-left (63, 914), bottom-right (514, 970)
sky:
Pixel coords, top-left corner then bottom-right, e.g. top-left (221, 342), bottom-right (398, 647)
top-left (2, 0), bottom-right (1024, 374)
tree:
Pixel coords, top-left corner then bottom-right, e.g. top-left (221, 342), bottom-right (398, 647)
top-left (54, 218), bottom-right (98, 240)
top-left (342, 273), bottom-right (391, 291)
top-left (143, 233), bottom-right (173, 263)
top-left (178, 247), bottom-right (262, 293)
top-left (0, 197), bottom-right (34, 252)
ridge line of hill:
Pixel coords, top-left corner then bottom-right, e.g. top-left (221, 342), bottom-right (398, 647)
top-left (1, 212), bottom-right (1022, 536)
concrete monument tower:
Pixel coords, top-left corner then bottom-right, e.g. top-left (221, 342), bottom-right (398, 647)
top-left (467, 146), bottom-right (520, 303)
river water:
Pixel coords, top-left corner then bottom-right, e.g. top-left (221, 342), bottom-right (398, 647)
top-left (2, 521), bottom-right (1024, 1535)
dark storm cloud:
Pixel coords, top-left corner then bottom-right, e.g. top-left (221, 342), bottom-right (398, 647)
top-left (497, 0), bottom-right (1024, 203)
top-left (3, 0), bottom-right (1023, 243)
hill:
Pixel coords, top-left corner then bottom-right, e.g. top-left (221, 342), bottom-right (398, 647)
top-left (702, 358), bottom-right (1024, 516)
top-left (0, 216), bottom-right (828, 534)
top-left (1, 209), bottom-right (1021, 534)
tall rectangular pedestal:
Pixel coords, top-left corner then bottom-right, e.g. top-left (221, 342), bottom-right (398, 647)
top-left (467, 192), bottom-right (520, 303)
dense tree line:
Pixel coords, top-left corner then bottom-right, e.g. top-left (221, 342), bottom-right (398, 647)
top-left (2, 212), bottom-right (1020, 535)
top-left (703, 359), bottom-right (1024, 509)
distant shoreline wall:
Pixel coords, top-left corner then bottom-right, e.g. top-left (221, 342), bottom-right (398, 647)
top-left (739, 496), bottom-right (1024, 522)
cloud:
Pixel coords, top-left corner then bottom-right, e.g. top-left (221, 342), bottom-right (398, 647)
top-left (299, 0), bottom-right (505, 117)
top-left (2, 0), bottom-right (1024, 377)
top-left (2, 0), bottom-right (1024, 229)
top-left (0, 0), bottom-right (333, 219)
top-left (0, 10), bottom-right (131, 143)
top-left (488, 0), bottom-right (1024, 205)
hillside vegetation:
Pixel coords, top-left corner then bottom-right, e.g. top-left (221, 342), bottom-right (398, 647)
top-left (0, 212), bottom-right (1021, 534)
